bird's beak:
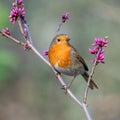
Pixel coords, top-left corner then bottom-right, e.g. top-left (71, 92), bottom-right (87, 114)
top-left (67, 38), bottom-right (71, 41)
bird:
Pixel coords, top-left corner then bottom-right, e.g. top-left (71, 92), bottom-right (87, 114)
top-left (48, 34), bottom-right (98, 89)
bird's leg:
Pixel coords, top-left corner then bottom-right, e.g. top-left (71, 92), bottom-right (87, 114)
top-left (67, 76), bottom-right (76, 88)
top-left (62, 76), bottom-right (76, 94)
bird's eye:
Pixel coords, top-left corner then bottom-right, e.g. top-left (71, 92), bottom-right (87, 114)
top-left (57, 38), bottom-right (61, 42)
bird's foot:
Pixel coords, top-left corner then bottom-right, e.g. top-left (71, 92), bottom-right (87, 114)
top-left (55, 71), bottom-right (61, 78)
top-left (61, 84), bottom-right (70, 94)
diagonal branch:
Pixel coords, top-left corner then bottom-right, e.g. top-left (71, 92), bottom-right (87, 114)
top-left (0, 31), bottom-right (25, 46)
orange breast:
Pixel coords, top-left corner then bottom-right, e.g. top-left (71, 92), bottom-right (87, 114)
top-left (48, 44), bottom-right (72, 68)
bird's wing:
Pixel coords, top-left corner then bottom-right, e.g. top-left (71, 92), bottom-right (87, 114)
top-left (71, 47), bottom-right (89, 71)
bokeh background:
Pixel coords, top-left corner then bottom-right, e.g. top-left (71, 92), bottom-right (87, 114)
top-left (0, 0), bottom-right (120, 120)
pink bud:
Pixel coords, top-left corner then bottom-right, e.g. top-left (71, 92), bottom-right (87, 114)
top-left (43, 50), bottom-right (48, 56)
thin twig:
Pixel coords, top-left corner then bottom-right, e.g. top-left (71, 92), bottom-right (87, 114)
top-left (17, 18), bottom-right (24, 36)
top-left (82, 103), bottom-right (92, 120)
top-left (83, 48), bottom-right (102, 103)
top-left (83, 61), bottom-right (97, 103)
top-left (0, 32), bottom-right (25, 46)
top-left (18, 17), bottom-right (33, 44)
top-left (55, 21), bottom-right (63, 35)
top-left (24, 23), bottom-right (33, 44)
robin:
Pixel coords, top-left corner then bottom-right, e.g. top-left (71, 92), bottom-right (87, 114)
top-left (48, 34), bottom-right (98, 89)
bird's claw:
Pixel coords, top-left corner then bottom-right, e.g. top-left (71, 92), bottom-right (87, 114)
top-left (61, 84), bottom-right (70, 94)
top-left (55, 72), bottom-right (61, 78)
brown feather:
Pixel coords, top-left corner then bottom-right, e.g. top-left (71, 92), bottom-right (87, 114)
top-left (82, 72), bottom-right (98, 89)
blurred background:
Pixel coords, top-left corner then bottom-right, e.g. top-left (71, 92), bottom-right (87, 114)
top-left (0, 0), bottom-right (120, 120)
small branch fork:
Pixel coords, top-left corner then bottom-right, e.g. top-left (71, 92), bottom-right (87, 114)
top-left (0, 1), bottom-right (108, 120)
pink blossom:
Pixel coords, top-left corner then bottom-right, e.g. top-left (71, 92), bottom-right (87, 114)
top-left (43, 50), bottom-right (48, 56)
top-left (19, 8), bottom-right (25, 18)
top-left (23, 28), bottom-right (27, 36)
top-left (89, 37), bottom-right (108, 64)
top-left (9, 1), bottom-right (25, 24)
top-left (92, 38), bottom-right (108, 47)
top-left (17, 0), bottom-right (23, 6)
top-left (88, 47), bottom-right (98, 54)
top-left (96, 53), bottom-right (105, 63)
top-left (12, 0), bottom-right (23, 7)
top-left (1, 28), bottom-right (10, 36)
top-left (61, 12), bottom-right (69, 23)
top-left (23, 42), bottom-right (29, 51)
top-left (9, 7), bottom-right (19, 23)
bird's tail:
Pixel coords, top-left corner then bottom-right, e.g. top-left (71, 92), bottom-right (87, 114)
top-left (82, 72), bottom-right (98, 89)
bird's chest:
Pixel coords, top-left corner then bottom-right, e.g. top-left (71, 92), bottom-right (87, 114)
top-left (48, 45), bottom-right (84, 76)
top-left (48, 45), bottom-right (72, 69)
